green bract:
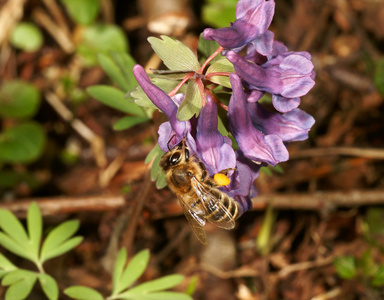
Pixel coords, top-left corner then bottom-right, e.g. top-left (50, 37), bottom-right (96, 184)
top-left (177, 80), bottom-right (202, 121)
top-left (206, 58), bottom-right (235, 88)
top-left (148, 36), bottom-right (200, 72)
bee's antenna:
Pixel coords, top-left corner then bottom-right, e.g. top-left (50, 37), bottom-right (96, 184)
top-left (181, 137), bottom-right (189, 161)
top-left (167, 134), bottom-right (176, 151)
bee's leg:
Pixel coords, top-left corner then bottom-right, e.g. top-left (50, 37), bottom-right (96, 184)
top-left (217, 168), bottom-right (236, 176)
top-left (214, 168), bottom-right (237, 186)
top-left (191, 154), bottom-right (217, 186)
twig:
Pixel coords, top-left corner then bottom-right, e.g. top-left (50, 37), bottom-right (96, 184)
top-left (199, 263), bottom-right (260, 279)
top-left (101, 0), bottom-right (114, 24)
top-left (0, 195), bottom-right (126, 218)
top-left (99, 153), bottom-right (127, 188)
top-left (32, 8), bottom-right (75, 53)
top-left (290, 147), bottom-right (384, 160)
top-left (311, 288), bottom-right (342, 300)
top-left (277, 255), bottom-right (334, 278)
top-left (41, 0), bottom-right (71, 37)
top-left (252, 190), bottom-right (384, 211)
top-left (151, 189), bottom-right (384, 219)
top-left (122, 163), bottom-right (154, 255)
top-left (0, 0), bottom-right (27, 46)
top-left (45, 91), bottom-right (107, 168)
top-left (153, 226), bottom-right (190, 264)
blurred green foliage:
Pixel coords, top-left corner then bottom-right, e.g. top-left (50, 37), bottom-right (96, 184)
top-left (10, 22), bottom-right (43, 52)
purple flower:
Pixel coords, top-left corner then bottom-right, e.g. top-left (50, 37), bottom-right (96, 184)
top-left (196, 95), bottom-right (236, 175)
top-left (203, 0), bottom-right (275, 55)
top-left (228, 73), bottom-right (289, 166)
top-left (132, 64), bottom-right (196, 152)
top-left (226, 51), bottom-right (315, 113)
top-left (227, 151), bottom-right (261, 214)
top-left (247, 102), bottom-right (315, 142)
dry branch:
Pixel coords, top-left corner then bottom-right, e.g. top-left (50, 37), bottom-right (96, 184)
top-left (0, 195), bottom-right (126, 218)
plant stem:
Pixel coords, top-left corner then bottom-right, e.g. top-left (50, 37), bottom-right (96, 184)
top-left (199, 46), bottom-right (224, 74)
top-left (168, 72), bottom-right (194, 97)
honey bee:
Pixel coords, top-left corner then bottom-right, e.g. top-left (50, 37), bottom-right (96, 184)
top-left (160, 137), bottom-right (240, 245)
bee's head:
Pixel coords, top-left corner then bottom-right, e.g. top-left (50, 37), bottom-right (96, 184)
top-left (160, 137), bottom-right (190, 171)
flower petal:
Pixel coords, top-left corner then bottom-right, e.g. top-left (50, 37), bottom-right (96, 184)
top-left (196, 95), bottom-right (236, 175)
top-left (133, 64), bottom-right (196, 152)
top-left (228, 74), bottom-right (289, 166)
top-left (227, 51), bottom-right (315, 111)
top-left (203, 0), bottom-right (275, 51)
top-left (248, 102), bottom-right (315, 142)
top-left (272, 95), bottom-right (301, 113)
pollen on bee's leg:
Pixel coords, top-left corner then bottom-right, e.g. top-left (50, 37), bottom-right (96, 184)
top-left (214, 173), bottom-right (231, 186)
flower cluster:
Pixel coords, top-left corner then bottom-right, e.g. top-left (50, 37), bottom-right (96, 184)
top-left (132, 0), bottom-right (315, 214)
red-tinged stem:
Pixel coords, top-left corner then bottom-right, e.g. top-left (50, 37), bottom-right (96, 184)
top-left (196, 77), bottom-right (207, 106)
top-left (205, 72), bottom-right (231, 78)
top-left (168, 72), bottom-right (194, 97)
top-left (206, 89), bottom-right (228, 111)
top-left (199, 46), bottom-right (225, 74)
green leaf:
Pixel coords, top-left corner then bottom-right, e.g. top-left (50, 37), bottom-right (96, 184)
top-left (113, 248), bottom-right (127, 293)
top-left (0, 232), bottom-right (34, 261)
top-left (110, 52), bottom-right (138, 92)
top-left (45, 236), bottom-right (83, 263)
top-left (87, 85), bottom-right (146, 117)
top-left (374, 57), bottom-right (384, 97)
top-left (148, 36), bottom-right (200, 72)
top-left (365, 207), bottom-right (384, 235)
top-left (64, 286), bottom-right (104, 300)
top-left (2, 270), bottom-right (37, 300)
top-left (0, 122), bottom-right (46, 163)
top-left (359, 249), bottom-right (377, 277)
top-left (40, 220), bottom-right (82, 263)
top-left (38, 273), bottom-right (59, 300)
top-left (206, 58), bottom-right (234, 88)
top-left (145, 144), bottom-right (164, 164)
top-left (177, 80), bottom-right (202, 121)
top-left (185, 275), bottom-right (198, 296)
top-left (333, 256), bottom-right (357, 279)
top-left (372, 265), bottom-right (384, 286)
top-left (0, 170), bottom-right (22, 188)
top-left (0, 253), bottom-right (17, 272)
top-left (0, 209), bottom-right (29, 246)
top-left (144, 144), bottom-right (167, 189)
top-left (197, 34), bottom-right (222, 64)
top-left (121, 291), bottom-right (192, 300)
top-left (155, 173), bottom-right (167, 189)
top-left (77, 24), bottom-right (128, 66)
top-left (27, 203), bottom-right (42, 261)
top-left (113, 249), bottom-right (150, 294)
top-left (145, 143), bottom-right (167, 189)
top-left (61, 0), bottom-right (100, 25)
top-left (10, 22), bottom-right (43, 52)
top-left (127, 274), bottom-right (184, 295)
top-left (202, 0), bottom-right (237, 28)
top-left (98, 53), bottom-right (130, 91)
top-left (0, 80), bottom-right (41, 118)
top-left (131, 77), bottom-right (186, 109)
top-left (113, 116), bottom-right (149, 131)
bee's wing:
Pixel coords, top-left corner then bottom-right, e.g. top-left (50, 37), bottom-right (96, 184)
top-left (191, 176), bottom-right (236, 230)
top-left (177, 196), bottom-right (208, 245)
